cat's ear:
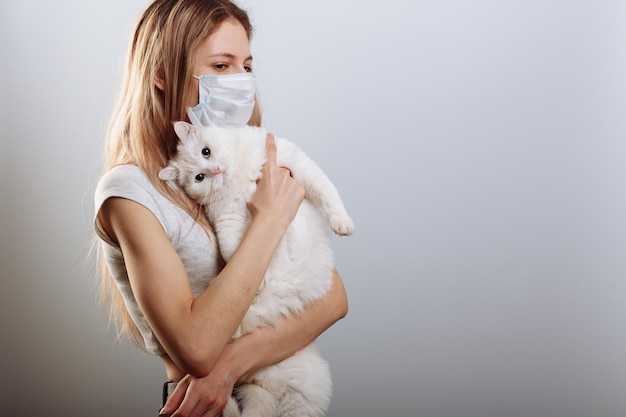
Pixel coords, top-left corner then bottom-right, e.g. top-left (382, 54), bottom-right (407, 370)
top-left (173, 121), bottom-right (198, 144)
top-left (158, 166), bottom-right (178, 181)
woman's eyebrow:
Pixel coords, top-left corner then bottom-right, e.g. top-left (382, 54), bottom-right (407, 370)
top-left (208, 53), bottom-right (254, 62)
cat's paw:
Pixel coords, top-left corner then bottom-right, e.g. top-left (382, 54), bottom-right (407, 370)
top-left (329, 213), bottom-right (354, 236)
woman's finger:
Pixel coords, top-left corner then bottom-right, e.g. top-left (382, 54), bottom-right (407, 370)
top-left (160, 377), bottom-right (190, 416)
top-left (263, 132), bottom-right (277, 171)
top-left (280, 166), bottom-right (292, 177)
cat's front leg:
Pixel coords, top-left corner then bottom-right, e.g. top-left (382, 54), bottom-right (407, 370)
top-left (302, 176), bottom-right (354, 237)
top-left (327, 209), bottom-right (355, 236)
top-left (274, 138), bottom-right (355, 237)
top-left (210, 210), bottom-right (252, 262)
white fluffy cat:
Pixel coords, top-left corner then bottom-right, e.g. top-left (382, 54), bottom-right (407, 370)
top-left (159, 121), bottom-right (354, 417)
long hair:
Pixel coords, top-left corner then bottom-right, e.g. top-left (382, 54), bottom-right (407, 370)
top-left (99, 0), bottom-right (259, 348)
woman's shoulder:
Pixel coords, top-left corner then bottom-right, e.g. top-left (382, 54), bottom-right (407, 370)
top-left (94, 164), bottom-right (168, 220)
top-left (96, 164), bottom-right (155, 198)
top-left (97, 164), bottom-right (147, 189)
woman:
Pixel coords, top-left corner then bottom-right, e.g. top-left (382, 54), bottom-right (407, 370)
top-left (94, 1), bottom-right (348, 416)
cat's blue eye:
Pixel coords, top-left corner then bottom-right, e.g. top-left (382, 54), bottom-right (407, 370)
top-left (202, 147), bottom-right (210, 158)
top-left (195, 173), bottom-right (205, 183)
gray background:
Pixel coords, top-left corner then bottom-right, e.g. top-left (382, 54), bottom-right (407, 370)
top-left (2, 0), bottom-right (626, 416)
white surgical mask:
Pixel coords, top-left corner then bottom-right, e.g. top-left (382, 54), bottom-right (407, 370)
top-left (187, 72), bottom-right (256, 128)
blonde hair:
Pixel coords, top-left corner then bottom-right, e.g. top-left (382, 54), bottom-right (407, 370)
top-left (99, 0), bottom-right (260, 348)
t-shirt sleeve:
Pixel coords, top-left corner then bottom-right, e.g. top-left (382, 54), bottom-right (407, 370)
top-left (94, 165), bottom-right (168, 246)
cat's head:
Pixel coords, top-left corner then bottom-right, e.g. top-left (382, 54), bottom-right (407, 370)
top-left (158, 121), bottom-right (230, 203)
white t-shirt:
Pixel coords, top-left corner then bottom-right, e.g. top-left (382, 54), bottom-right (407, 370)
top-left (94, 165), bottom-right (223, 355)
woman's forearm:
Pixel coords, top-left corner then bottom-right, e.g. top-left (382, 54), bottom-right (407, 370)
top-left (181, 212), bottom-right (293, 374)
top-left (158, 269), bottom-right (348, 415)
top-left (223, 269), bottom-right (348, 380)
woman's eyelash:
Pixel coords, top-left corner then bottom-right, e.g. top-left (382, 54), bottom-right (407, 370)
top-left (212, 63), bottom-right (252, 72)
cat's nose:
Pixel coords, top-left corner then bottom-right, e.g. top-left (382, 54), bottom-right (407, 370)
top-left (214, 167), bottom-right (223, 175)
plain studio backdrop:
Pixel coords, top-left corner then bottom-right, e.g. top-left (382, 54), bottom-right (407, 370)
top-left (1, 1), bottom-right (625, 416)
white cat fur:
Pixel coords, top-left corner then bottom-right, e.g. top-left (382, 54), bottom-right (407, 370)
top-left (159, 122), bottom-right (354, 417)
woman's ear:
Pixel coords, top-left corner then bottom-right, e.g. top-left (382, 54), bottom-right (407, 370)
top-left (155, 68), bottom-right (166, 91)
top-left (155, 75), bottom-right (166, 91)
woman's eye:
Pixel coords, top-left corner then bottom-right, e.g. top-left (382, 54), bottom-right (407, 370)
top-left (195, 173), bottom-right (205, 183)
top-left (202, 147), bottom-right (210, 158)
top-left (214, 64), bottom-right (227, 70)
top-left (244, 66), bottom-right (252, 73)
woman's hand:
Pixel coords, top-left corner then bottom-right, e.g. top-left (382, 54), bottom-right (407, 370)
top-left (248, 133), bottom-right (304, 231)
top-left (159, 364), bottom-right (237, 417)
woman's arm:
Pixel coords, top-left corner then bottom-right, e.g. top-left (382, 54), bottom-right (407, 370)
top-left (159, 269), bottom-right (348, 417)
top-left (99, 135), bottom-right (304, 377)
